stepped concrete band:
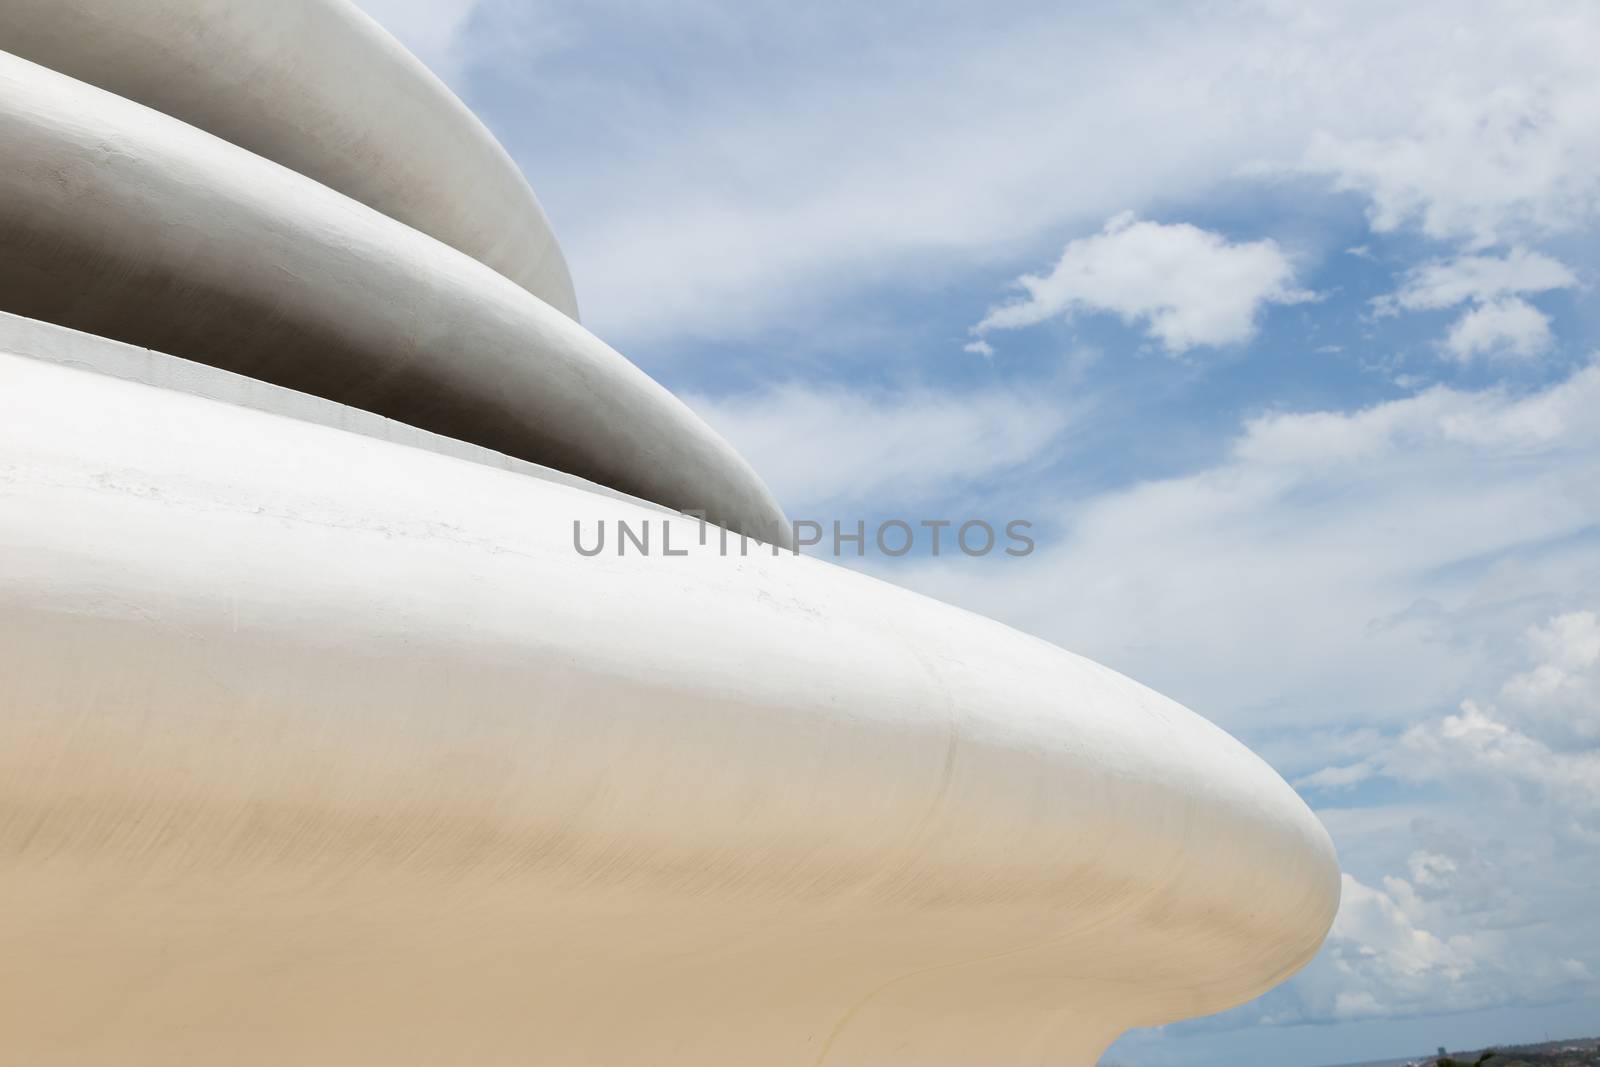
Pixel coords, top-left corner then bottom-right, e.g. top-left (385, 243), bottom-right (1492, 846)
top-left (0, 0), bottom-right (579, 318)
top-left (0, 309), bottom-right (682, 516)
top-left (0, 50), bottom-right (791, 548)
top-left (0, 342), bottom-right (1341, 1065)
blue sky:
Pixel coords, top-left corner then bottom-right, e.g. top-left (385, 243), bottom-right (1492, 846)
top-left (357, 2), bottom-right (1600, 1063)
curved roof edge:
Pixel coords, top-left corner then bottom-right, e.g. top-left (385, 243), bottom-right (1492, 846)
top-left (0, 0), bottom-right (580, 319)
top-left (0, 51), bottom-right (789, 547)
top-left (1, 343), bottom-right (1341, 1061)
top-left (0, 309), bottom-right (680, 518)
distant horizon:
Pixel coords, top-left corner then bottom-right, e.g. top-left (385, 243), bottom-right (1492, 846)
top-left (1315, 1032), bottom-right (1600, 1067)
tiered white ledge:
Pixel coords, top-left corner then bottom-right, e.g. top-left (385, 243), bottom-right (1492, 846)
top-left (0, 1), bottom-right (1337, 1061)
top-left (0, 324), bottom-right (1338, 1064)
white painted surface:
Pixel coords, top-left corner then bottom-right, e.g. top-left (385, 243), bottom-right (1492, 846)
top-left (0, 345), bottom-right (1340, 1065)
top-left (0, 52), bottom-right (790, 547)
top-left (0, 311), bottom-right (677, 517)
top-left (0, 0), bottom-right (579, 318)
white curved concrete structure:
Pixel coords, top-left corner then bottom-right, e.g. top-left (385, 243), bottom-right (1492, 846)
top-left (0, 335), bottom-right (1338, 1064)
top-left (0, 50), bottom-right (789, 547)
top-left (0, 0), bottom-right (579, 317)
top-left (0, 3), bottom-right (1338, 1062)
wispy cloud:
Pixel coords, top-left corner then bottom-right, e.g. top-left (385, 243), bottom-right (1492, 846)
top-left (384, 1), bottom-right (1600, 347)
top-left (1377, 249), bottom-right (1578, 314)
top-left (891, 362), bottom-right (1600, 740)
top-left (685, 380), bottom-right (1075, 515)
top-left (1302, 77), bottom-right (1600, 249)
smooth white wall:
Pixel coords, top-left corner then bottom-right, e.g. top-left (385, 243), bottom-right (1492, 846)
top-left (0, 337), bottom-right (1340, 1065)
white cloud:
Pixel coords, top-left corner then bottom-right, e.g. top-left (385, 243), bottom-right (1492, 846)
top-left (1263, 605), bottom-right (1600, 1028)
top-left (1372, 249), bottom-right (1574, 366)
top-left (1271, 867), bottom-right (1594, 1025)
top-left (886, 362), bottom-right (1600, 741)
top-left (1318, 874), bottom-right (1478, 1017)
top-left (1502, 611), bottom-right (1600, 746)
top-left (1295, 761), bottom-right (1377, 791)
top-left (1444, 298), bottom-right (1554, 361)
top-left (962, 339), bottom-right (995, 359)
top-left (685, 381), bottom-right (1074, 515)
top-left (1297, 611), bottom-right (1600, 816)
top-left (1525, 610), bottom-right (1600, 671)
top-left (1388, 702), bottom-right (1600, 831)
top-left (972, 213), bottom-right (1312, 355)
top-left (1379, 249), bottom-right (1578, 314)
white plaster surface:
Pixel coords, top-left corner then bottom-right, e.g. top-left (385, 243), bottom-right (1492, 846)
top-left (0, 342), bottom-right (1340, 1065)
top-left (0, 51), bottom-right (790, 548)
top-left (0, 0), bottom-right (579, 318)
top-left (0, 311), bottom-right (677, 517)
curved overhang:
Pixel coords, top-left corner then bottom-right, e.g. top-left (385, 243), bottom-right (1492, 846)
top-left (0, 0), bottom-right (579, 318)
top-left (0, 51), bottom-right (790, 547)
top-left (0, 341), bottom-right (1340, 1064)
